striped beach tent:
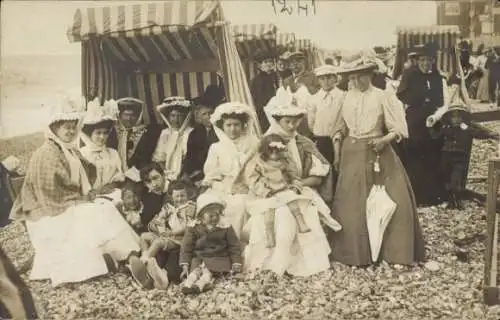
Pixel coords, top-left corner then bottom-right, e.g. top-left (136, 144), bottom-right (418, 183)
top-left (67, 0), bottom-right (259, 135)
top-left (231, 23), bottom-right (278, 81)
top-left (392, 25), bottom-right (460, 80)
top-left (293, 38), bottom-right (315, 69)
top-left (276, 32), bottom-right (295, 52)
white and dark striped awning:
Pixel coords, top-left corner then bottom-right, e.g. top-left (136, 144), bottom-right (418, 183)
top-left (276, 32), bottom-right (295, 50)
top-left (231, 23), bottom-right (278, 59)
top-left (68, 1), bottom-right (220, 42)
top-left (295, 38), bottom-right (312, 51)
top-left (393, 25), bottom-right (460, 79)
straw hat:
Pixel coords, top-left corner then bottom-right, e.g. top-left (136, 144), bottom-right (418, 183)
top-left (116, 97), bottom-right (144, 113)
top-left (288, 51), bottom-right (306, 61)
top-left (265, 90), bottom-right (307, 117)
top-left (48, 91), bottom-right (86, 126)
top-left (82, 98), bottom-right (119, 125)
top-left (337, 54), bottom-right (378, 75)
top-left (314, 64), bottom-right (339, 77)
top-left (156, 96), bottom-right (192, 113)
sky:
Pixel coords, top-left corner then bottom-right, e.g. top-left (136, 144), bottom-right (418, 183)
top-left (1, 0), bottom-right (437, 56)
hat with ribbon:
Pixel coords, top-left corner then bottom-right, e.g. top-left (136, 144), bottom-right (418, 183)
top-left (82, 97), bottom-right (119, 125)
top-left (48, 90), bottom-right (86, 126)
top-left (116, 97), bottom-right (144, 113)
top-left (314, 64), bottom-right (339, 77)
top-left (264, 89), bottom-right (307, 117)
top-left (337, 52), bottom-right (378, 75)
top-left (156, 96), bottom-right (192, 114)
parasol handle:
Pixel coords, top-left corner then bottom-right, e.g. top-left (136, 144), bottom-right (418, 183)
top-left (373, 153), bottom-right (382, 186)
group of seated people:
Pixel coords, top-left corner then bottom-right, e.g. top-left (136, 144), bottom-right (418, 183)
top-left (9, 59), bottom-right (428, 296)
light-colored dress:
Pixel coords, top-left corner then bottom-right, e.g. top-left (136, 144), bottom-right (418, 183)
top-left (11, 133), bottom-right (140, 286)
top-left (153, 112), bottom-right (193, 181)
top-left (243, 123), bottom-right (333, 277)
top-left (331, 85), bottom-right (425, 266)
top-left (203, 133), bottom-right (259, 239)
top-left (476, 54), bottom-right (490, 101)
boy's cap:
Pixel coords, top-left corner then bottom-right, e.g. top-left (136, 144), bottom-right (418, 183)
top-left (196, 192), bottom-right (226, 217)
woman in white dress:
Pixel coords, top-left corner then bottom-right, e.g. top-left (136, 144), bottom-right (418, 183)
top-left (153, 97), bottom-right (193, 183)
top-left (202, 102), bottom-right (260, 239)
top-left (243, 90), bottom-right (336, 277)
top-left (10, 94), bottom-right (150, 287)
top-left (79, 98), bottom-right (124, 202)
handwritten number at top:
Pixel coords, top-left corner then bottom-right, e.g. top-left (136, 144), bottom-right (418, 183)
top-left (272, 0), bottom-right (317, 16)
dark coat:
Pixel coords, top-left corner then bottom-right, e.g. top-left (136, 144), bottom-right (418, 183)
top-left (250, 71), bottom-right (278, 132)
top-left (180, 223), bottom-right (242, 273)
top-left (181, 124), bottom-right (219, 182)
top-left (430, 120), bottom-right (498, 153)
top-left (107, 124), bottom-right (163, 170)
top-left (140, 192), bottom-right (167, 232)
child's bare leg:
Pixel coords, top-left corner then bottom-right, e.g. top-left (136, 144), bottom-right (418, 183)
top-left (264, 209), bottom-right (276, 248)
top-left (139, 233), bottom-right (156, 260)
top-left (288, 200), bottom-right (310, 233)
top-left (144, 238), bottom-right (168, 259)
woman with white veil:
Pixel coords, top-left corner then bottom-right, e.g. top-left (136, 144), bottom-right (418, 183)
top-left (201, 102), bottom-right (260, 239)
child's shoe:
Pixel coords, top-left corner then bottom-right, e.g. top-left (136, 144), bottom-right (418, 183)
top-left (146, 257), bottom-right (169, 290)
top-left (128, 256), bottom-right (154, 289)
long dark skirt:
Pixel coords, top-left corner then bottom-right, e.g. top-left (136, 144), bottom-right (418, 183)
top-left (330, 137), bottom-right (426, 266)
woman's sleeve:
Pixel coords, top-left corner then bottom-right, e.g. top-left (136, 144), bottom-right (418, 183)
top-left (307, 154), bottom-right (330, 177)
top-left (109, 149), bottom-right (125, 183)
top-left (243, 159), bottom-right (273, 198)
top-left (152, 130), bottom-right (167, 164)
top-left (202, 144), bottom-right (221, 184)
top-left (332, 111), bottom-right (348, 143)
top-left (34, 152), bottom-right (81, 213)
top-left (382, 91), bottom-right (409, 142)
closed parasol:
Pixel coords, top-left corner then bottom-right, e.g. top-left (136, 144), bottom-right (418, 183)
top-left (366, 154), bottom-right (397, 262)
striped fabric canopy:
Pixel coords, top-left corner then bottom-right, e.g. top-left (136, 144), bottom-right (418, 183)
top-left (68, 1), bottom-right (259, 134)
top-left (392, 25), bottom-right (460, 80)
top-left (231, 24), bottom-right (278, 59)
top-left (276, 32), bottom-right (295, 49)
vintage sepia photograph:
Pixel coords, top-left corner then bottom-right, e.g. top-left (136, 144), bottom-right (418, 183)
top-left (2, 0), bottom-right (500, 318)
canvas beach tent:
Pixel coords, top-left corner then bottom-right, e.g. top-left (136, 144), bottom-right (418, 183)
top-left (392, 25), bottom-right (460, 81)
top-left (231, 23), bottom-right (280, 81)
top-left (293, 38), bottom-right (316, 69)
top-left (67, 0), bottom-right (260, 135)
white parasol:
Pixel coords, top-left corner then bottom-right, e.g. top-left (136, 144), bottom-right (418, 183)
top-left (366, 154), bottom-right (397, 262)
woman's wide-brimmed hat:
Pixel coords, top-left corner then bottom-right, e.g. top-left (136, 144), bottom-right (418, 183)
top-left (48, 91), bottom-right (86, 126)
top-left (82, 97), bottom-right (119, 125)
top-left (156, 96), bottom-right (192, 114)
top-left (196, 192), bottom-right (226, 217)
top-left (287, 51), bottom-right (306, 61)
top-left (265, 90), bottom-right (307, 117)
top-left (116, 97), bottom-right (144, 113)
top-left (442, 104), bottom-right (471, 122)
top-left (314, 64), bottom-right (339, 77)
top-left (210, 101), bottom-right (253, 125)
top-left (337, 54), bottom-right (378, 75)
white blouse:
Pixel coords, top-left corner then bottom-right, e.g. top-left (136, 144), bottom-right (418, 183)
top-left (309, 88), bottom-right (346, 138)
top-left (80, 147), bottom-right (125, 189)
top-left (335, 86), bottom-right (408, 142)
top-left (153, 127), bottom-right (193, 180)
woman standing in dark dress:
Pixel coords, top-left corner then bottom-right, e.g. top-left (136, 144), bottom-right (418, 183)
top-left (396, 43), bottom-right (449, 206)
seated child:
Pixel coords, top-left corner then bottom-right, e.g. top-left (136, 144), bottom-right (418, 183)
top-left (116, 181), bottom-right (144, 232)
top-left (429, 105), bottom-right (500, 209)
top-left (245, 134), bottom-right (342, 247)
top-left (180, 193), bottom-right (242, 295)
top-left (140, 180), bottom-right (196, 262)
